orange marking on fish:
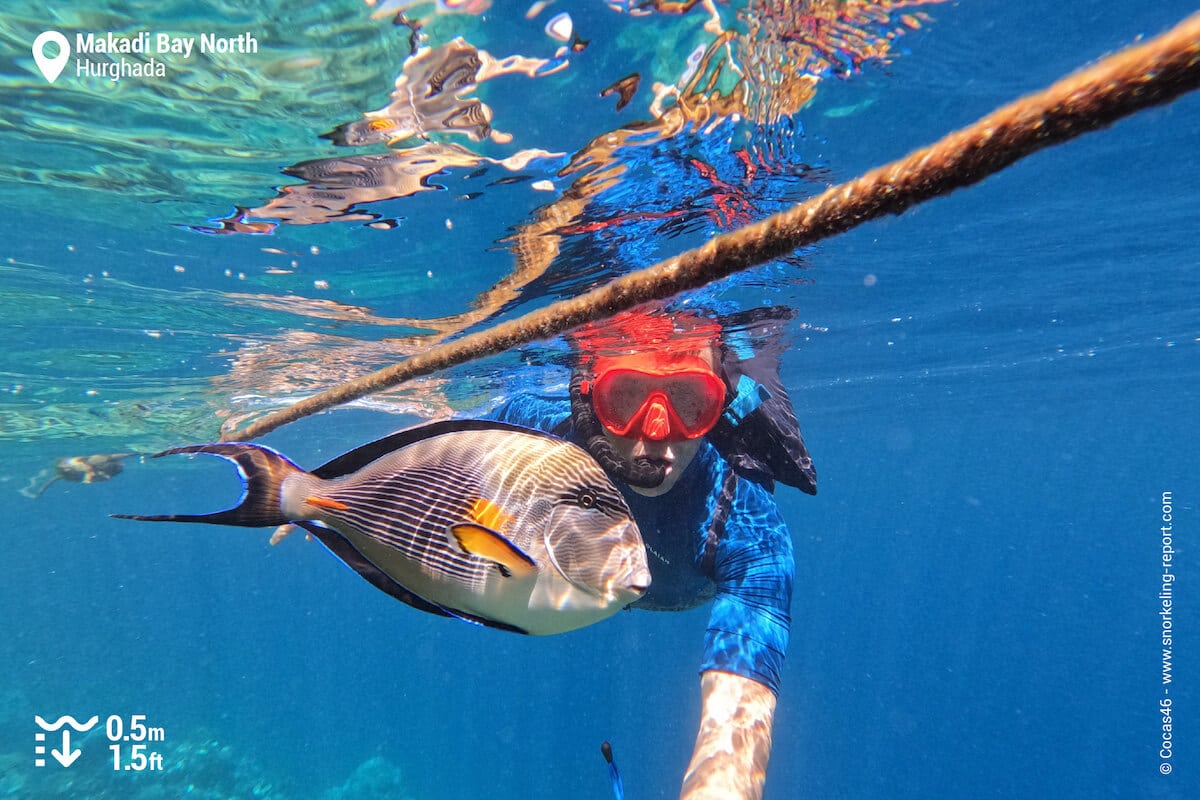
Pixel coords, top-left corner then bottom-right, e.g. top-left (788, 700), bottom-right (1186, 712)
top-left (469, 498), bottom-right (512, 531)
top-left (306, 495), bottom-right (350, 511)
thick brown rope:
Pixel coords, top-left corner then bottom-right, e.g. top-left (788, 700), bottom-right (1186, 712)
top-left (223, 12), bottom-right (1200, 442)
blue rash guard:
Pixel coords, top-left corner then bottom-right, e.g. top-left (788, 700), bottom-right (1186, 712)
top-left (494, 393), bottom-right (794, 695)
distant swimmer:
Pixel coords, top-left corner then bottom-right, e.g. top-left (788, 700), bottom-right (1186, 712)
top-left (23, 452), bottom-right (138, 499)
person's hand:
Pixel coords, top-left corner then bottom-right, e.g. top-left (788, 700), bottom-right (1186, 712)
top-left (681, 670), bottom-right (777, 800)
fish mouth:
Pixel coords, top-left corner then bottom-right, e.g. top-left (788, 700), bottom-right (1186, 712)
top-left (623, 567), bottom-right (652, 597)
top-left (632, 567), bottom-right (651, 591)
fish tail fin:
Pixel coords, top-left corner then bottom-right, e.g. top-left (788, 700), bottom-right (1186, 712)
top-left (112, 443), bottom-right (305, 528)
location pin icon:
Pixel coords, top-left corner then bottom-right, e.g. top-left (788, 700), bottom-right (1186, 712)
top-left (32, 31), bottom-right (70, 84)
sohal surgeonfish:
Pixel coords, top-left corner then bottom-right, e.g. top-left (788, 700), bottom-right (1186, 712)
top-left (116, 420), bottom-right (650, 635)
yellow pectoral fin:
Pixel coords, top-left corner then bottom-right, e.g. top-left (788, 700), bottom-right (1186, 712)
top-left (449, 523), bottom-right (537, 579)
top-left (306, 495), bottom-right (350, 511)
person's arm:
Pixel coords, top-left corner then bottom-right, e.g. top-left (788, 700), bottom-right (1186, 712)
top-left (687, 476), bottom-right (793, 799)
top-left (681, 669), bottom-right (777, 800)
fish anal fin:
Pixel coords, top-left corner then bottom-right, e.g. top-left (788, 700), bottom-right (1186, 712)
top-left (448, 523), bottom-right (536, 579)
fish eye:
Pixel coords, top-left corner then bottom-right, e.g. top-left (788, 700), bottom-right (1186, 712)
top-left (575, 488), bottom-right (597, 509)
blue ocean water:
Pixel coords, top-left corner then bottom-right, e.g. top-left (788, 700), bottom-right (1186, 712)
top-left (1, 1), bottom-right (1196, 799)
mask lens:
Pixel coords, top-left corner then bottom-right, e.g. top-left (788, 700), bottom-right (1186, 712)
top-left (662, 374), bottom-right (724, 430)
top-left (592, 372), bottom-right (653, 431)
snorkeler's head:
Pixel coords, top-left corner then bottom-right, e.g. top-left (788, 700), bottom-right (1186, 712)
top-left (570, 309), bottom-right (728, 493)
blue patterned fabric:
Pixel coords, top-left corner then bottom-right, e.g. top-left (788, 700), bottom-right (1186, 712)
top-left (494, 392), bottom-right (794, 694)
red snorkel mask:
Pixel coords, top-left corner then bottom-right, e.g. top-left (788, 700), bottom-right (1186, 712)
top-left (583, 353), bottom-right (726, 442)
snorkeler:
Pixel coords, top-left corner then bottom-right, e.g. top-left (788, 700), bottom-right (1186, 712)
top-left (495, 306), bottom-right (815, 800)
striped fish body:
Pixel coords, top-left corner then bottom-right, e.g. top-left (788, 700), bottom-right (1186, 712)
top-left (116, 421), bottom-right (650, 635)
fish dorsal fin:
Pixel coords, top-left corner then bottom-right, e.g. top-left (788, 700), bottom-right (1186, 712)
top-left (312, 419), bottom-right (566, 479)
top-left (447, 523), bottom-right (537, 579)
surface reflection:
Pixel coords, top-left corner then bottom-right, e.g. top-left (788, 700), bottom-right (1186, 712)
top-left (198, 1), bottom-right (942, 430)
